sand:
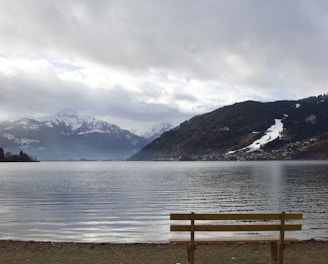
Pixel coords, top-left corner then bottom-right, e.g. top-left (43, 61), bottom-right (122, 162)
top-left (0, 240), bottom-right (327, 264)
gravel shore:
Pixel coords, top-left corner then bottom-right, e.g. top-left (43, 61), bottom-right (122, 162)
top-left (0, 240), bottom-right (327, 264)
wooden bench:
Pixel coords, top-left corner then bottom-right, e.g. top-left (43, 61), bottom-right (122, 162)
top-left (170, 212), bottom-right (302, 264)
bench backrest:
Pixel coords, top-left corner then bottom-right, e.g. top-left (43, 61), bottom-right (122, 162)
top-left (170, 212), bottom-right (302, 239)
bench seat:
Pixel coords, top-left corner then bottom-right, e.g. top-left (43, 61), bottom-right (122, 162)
top-left (170, 236), bottom-right (299, 244)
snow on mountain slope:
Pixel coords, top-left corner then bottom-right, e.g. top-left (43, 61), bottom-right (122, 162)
top-left (140, 122), bottom-right (174, 141)
top-left (229, 119), bottom-right (284, 153)
top-left (76, 118), bottom-right (128, 135)
top-left (38, 110), bottom-right (173, 141)
top-left (38, 109), bottom-right (124, 135)
top-left (3, 133), bottom-right (40, 146)
top-left (245, 119), bottom-right (283, 152)
top-left (39, 109), bottom-right (84, 131)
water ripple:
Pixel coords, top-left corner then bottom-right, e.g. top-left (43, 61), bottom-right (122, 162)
top-left (0, 161), bottom-right (327, 242)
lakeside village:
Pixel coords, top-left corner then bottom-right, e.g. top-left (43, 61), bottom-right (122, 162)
top-left (155, 137), bottom-right (322, 161)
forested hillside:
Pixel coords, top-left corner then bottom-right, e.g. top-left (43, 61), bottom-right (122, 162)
top-left (129, 94), bottom-right (328, 160)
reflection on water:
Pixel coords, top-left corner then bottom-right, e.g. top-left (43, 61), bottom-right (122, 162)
top-left (0, 161), bottom-right (327, 242)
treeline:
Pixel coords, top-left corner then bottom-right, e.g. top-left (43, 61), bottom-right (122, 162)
top-left (0, 147), bottom-right (38, 162)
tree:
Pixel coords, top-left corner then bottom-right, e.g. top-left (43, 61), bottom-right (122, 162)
top-left (0, 147), bottom-right (4, 161)
top-left (19, 150), bottom-right (33, 162)
top-left (5, 151), bottom-right (13, 160)
top-left (0, 147), bottom-right (37, 162)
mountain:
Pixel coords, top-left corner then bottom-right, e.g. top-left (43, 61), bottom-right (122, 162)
top-left (140, 122), bottom-right (174, 142)
top-left (0, 110), bottom-right (148, 160)
top-left (129, 94), bottom-right (328, 161)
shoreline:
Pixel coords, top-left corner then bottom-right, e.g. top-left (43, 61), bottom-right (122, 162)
top-left (1, 239), bottom-right (327, 264)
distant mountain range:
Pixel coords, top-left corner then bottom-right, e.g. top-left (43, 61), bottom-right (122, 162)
top-left (0, 110), bottom-right (171, 160)
top-left (130, 94), bottom-right (328, 161)
top-left (2, 94), bottom-right (327, 161)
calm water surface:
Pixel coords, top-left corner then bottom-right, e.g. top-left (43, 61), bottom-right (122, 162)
top-left (0, 161), bottom-right (327, 242)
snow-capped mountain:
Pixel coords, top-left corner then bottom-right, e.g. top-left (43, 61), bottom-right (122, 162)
top-left (40, 109), bottom-right (84, 133)
top-left (0, 110), bottom-right (148, 160)
top-left (39, 109), bottom-right (128, 136)
top-left (140, 122), bottom-right (174, 142)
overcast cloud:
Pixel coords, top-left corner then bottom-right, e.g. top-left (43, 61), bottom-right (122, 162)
top-left (0, 0), bottom-right (327, 131)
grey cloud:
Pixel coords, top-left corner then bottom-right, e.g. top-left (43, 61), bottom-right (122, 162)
top-left (2, 1), bottom-right (328, 83)
top-left (0, 69), bottom-right (188, 127)
top-left (0, 73), bottom-right (88, 114)
top-left (174, 93), bottom-right (198, 103)
top-left (87, 85), bottom-right (189, 123)
top-left (0, 0), bottom-right (328, 128)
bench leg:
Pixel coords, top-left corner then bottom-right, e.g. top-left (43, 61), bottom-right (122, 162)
top-left (270, 242), bottom-right (278, 263)
top-left (187, 244), bottom-right (196, 264)
top-left (278, 242), bottom-right (284, 264)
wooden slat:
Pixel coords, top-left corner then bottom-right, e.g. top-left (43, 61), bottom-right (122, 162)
top-left (284, 224), bottom-right (302, 230)
top-left (169, 236), bottom-right (299, 244)
top-left (171, 213), bottom-right (191, 220)
top-left (170, 224), bottom-right (302, 232)
top-left (170, 212), bottom-right (302, 221)
top-left (286, 212), bottom-right (303, 220)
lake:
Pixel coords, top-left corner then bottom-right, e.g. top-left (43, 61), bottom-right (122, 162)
top-left (0, 161), bottom-right (327, 242)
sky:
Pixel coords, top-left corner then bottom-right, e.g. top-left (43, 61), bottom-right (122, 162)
top-left (0, 0), bottom-right (327, 132)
